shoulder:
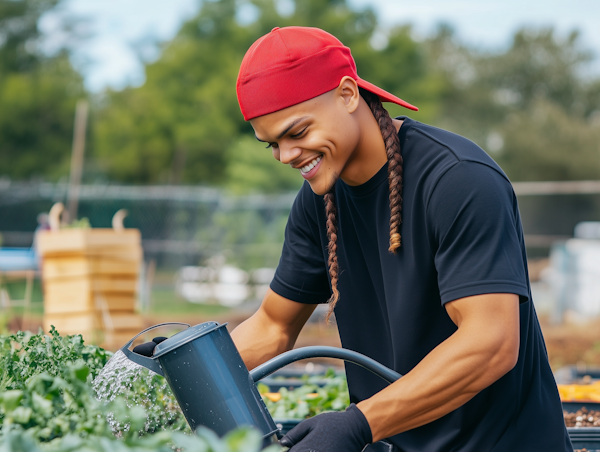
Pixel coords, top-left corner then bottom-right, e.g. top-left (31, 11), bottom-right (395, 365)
top-left (426, 161), bottom-right (518, 236)
top-left (431, 160), bottom-right (515, 203)
top-left (400, 117), bottom-right (509, 181)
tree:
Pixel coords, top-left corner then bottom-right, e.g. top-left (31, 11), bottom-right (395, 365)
top-left (225, 136), bottom-right (302, 194)
top-left (0, 0), bottom-right (86, 181)
top-left (92, 0), bottom-right (441, 187)
top-left (426, 26), bottom-right (600, 181)
top-left (0, 0), bottom-right (59, 72)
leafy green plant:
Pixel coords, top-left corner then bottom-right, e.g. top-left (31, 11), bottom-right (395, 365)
top-left (0, 329), bottom-right (280, 451)
top-left (0, 327), bottom-right (110, 393)
top-left (64, 218), bottom-right (91, 229)
top-left (258, 369), bottom-right (349, 419)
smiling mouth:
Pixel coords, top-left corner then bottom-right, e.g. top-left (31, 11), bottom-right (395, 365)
top-left (299, 156), bottom-right (322, 175)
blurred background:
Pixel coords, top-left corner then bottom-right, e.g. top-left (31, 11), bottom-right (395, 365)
top-left (0, 0), bottom-right (599, 369)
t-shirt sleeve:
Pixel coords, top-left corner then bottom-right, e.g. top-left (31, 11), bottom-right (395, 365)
top-left (427, 161), bottom-right (530, 305)
top-left (270, 185), bottom-right (331, 304)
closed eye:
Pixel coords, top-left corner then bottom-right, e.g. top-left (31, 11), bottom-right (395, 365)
top-left (290, 127), bottom-right (307, 139)
top-left (265, 142), bottom-right (279, 149)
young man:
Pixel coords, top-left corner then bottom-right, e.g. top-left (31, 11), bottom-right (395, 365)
top-left (233, 27), bottom-right (571, 451)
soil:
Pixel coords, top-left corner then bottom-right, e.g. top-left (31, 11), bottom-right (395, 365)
top-left (564, 407), bottom-right (600, 428)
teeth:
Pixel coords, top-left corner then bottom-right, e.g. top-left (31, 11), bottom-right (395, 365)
top-left (300, 157), bottom-right (321, 174)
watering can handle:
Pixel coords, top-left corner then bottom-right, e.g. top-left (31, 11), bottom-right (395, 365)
top-left (120, 322), bottom-right (191, 377)
top-left (250, 346), bottom-right (402, 385)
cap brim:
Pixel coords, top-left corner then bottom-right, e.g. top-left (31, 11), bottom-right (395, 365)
top-left (357, 78), bottom-right (418, 111)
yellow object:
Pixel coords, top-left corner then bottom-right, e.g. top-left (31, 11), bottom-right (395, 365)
top-left (264, 393), bottom-right (282, 402)
top-left (558, 381), bottom-right (600, 402)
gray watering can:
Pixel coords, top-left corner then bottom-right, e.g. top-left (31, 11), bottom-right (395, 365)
top-left (121, 322), bottom-right (402, 447)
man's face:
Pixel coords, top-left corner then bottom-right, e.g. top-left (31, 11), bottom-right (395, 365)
top-left (250, 87), bottom-right (361, 196)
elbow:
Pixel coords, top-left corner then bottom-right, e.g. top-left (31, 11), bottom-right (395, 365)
top-left (487, 334), bottom-right (520, 383)
top-left (496, 342), bottom-right (519, 376)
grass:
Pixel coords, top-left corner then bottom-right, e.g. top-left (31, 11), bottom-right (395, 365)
top-left (148, 287), bottom-right (233, 317)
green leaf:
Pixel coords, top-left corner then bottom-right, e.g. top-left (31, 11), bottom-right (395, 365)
top-left (1, 390), bottom-right (23, 412)
top-left (223, 427), bottom-right (262, 452)
top-left (11, 406), bottom-right (33, 424)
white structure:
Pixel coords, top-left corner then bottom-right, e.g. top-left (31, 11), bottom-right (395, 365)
top-left (176, 263), bottom-right (275, 307)
top-left (545, 222), bottom-right (600, 321)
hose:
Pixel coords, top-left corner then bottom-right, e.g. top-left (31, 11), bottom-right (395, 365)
top-left (249, 346), bottom-right (402, 384)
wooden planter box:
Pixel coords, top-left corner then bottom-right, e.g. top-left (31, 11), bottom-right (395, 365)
top-left (37, 228), bottom-right (144, 349)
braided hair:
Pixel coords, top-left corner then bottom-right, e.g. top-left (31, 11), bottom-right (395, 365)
top-left (324, 88), bottom-right (403, 323)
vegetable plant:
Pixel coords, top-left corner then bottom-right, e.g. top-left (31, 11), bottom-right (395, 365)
top-left (258, 369), bottom-right (349, 419)
top-left (0, 328), bottom-right (280, 451)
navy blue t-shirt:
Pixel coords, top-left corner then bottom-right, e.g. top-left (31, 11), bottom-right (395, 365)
top-left (270, 117), bottom-right (572, 451)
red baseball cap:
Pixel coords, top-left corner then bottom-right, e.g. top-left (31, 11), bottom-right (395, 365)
top-left (236, 26), bottom-right (418, 121)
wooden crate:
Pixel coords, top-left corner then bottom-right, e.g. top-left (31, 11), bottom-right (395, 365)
top-left (44, 293), bottom-right (136, 314)
top-left (38, 227), bottom-right (144, 348)
top-left (42, 257), bottom-right (139, 280)
top-left (44, 312), bottom-right (145, 347)
top-left (44, 312), bottom-right (101, 333)
top-left (37, 229), bottom-right (141, 257)
top-left (45, 277), bottom-right (137, 295)
top-left (107, 313), bottom-right (145, 330)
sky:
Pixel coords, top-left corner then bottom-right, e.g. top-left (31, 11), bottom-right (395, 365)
top-left (41, 0), bottom-right (600, 92)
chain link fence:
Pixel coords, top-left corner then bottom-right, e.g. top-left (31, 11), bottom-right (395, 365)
top-left (0, 182), bottom-right (296, 271)
top-left (2, 180), bottom-right (600, 265)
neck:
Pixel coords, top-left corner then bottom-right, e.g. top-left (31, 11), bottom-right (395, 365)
top-left (340, 98), bottom-right (402, 186)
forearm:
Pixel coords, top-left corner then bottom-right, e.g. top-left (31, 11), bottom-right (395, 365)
top-left (358, 310), bottom-right (518, 441)
top-left (231, 312), bottom-right (293, 370)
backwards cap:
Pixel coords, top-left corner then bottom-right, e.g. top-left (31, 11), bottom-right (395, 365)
top-left (236, 26), bottom-right (418, 121)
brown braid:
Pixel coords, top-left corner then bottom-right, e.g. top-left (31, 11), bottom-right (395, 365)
top-left (323, 89), bottom-right (404, 323)
top-left (360, 88), bottom-right (403, 252)
top-left (324, 88), bottom-right (403, 323)
top-left (324, 191), bottom-right (340, 323)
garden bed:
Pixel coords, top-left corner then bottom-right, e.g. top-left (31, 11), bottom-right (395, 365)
top-left (2, 328), bottom-right (596, 451)
top-left (0, 328), bottom-right (278, 451)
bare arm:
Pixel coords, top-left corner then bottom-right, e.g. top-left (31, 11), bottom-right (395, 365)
top-left (231, 288), bottom-right (318, 370)
top-left (357, 293), bottom-right (520, 442)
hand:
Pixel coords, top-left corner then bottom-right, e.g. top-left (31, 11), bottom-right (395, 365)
top-left (280, 404), bottom-right (372, 452)
top-left (132, 336), bottom-right (168, 356)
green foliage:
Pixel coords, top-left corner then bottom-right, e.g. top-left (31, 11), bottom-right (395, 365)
top-left (92, 0), bottom-right (439, 188)
top-left (428, 26), bottom-right (600, 181)
top-left (225, 137), bottom-right (302, 194)
top-left (3, 0), bottom-right (600, 187)
top-left (0, 0), bottom-right (87, 182)
top-left (0, 327), bottom-right (111, 392)
top-left (496, 99), bottom-right (600, 181)
top-left (195, 200), bottom-right (290, 270)
top-left (258, 369), bottom-right (349, 419)
top-left (0, 329), bottom-right (280, 451)
top-left (0, 54), bottom-right (86, 181)
top-left (63, 218), bottom-right (91, 229)
top-left (0, 0), bottom-right (60, 72)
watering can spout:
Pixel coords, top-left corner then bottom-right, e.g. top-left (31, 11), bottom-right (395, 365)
top-left (119, 322), bottom-right (191, 377)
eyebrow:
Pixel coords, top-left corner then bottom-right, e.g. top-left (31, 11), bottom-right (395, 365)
top-left (254, 116), bottom-right (309, 143)
top-left (277, 117), bottom-right (308, 139)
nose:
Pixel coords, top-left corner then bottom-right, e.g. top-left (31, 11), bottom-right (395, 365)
top-left (278, 143), bottom-right (302, 165)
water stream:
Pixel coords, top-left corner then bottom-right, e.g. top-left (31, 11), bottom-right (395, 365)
top-left (92, 350), bottom-right (189, 434)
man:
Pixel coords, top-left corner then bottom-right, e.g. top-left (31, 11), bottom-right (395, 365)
top-left (230, 26), bottom-right (571, 451)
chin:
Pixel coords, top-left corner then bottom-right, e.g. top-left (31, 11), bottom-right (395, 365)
top-left (307, 173), bottom-right (339, 196)
top-left (307, 182), bottom-right (328, 196)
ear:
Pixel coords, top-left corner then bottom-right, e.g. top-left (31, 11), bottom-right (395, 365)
top-left (337, 76), bottom-right (360, 114)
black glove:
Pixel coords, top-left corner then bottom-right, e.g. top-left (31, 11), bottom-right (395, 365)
top-left (132, 336), bottom-right (168, 356)
top-left (280, 404), bottom-right (372, 452)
